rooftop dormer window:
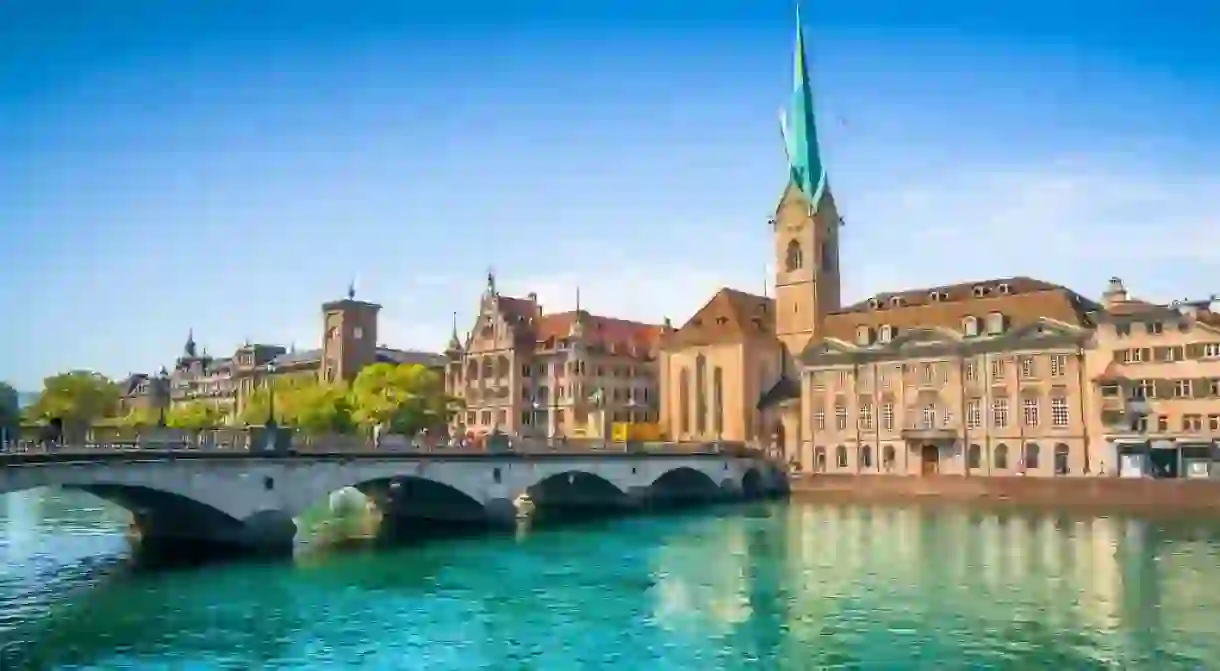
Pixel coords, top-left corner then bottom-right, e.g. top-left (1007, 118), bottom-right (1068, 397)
top-left (997, 283), bottom-right (1012, 295)
top-left (986, 311), bottom-right (1006, 335)
top-left (878, 325), bottom-right (895, 343)
top-left (855, 325), bottom-right (874, 346)
top-left (716, 316), bottom-right (729, 325)
top-left (929, 291), bottom-right (946, 302)
top-left (889, 296), bottom-right (905, 308)
top-left (868, 298), bottom-right (881, 310)
top-left (972, 285), bottom-right (989, 298)
top-left (963, 316), bottom-right (979, 337)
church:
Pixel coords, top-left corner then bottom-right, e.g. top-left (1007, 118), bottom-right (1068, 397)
top-left (659, 13), bottom-right (1104, 478)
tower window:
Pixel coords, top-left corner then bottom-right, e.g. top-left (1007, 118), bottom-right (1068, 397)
top-left (784, 240), bottom-right (803, 271)
top-left (353, 327), bottom-right (363, 340)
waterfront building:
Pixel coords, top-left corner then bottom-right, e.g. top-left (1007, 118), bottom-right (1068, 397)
top-left (443, 271), bottom-right (664, 439)
top-left (659, 12), bottom-right (1111, 477)
top-left (1084, 278), bottom-right (1220, 477)
top-left (119, 286), bottom-right (444, 422)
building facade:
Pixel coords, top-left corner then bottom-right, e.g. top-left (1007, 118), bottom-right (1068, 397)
top-left (120, 287), bottom-right (445, 423)
top-left (444, 272), bottom-right (663, 439)
top-left (1085, 278), bottom-right (1220, 478)
top-left (658, 13), bottom-right (1131, 478)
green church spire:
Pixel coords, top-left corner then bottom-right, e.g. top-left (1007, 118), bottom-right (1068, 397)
top-left (779, 4), bottom-right (828, 213)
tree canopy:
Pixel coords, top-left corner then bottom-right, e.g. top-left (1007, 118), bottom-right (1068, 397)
top-left (348, 363), bottom-right (452, 435)
top-left (165, 402), bottom-right (226, 430)
top-left (25, 371), bottom-right (120, 427)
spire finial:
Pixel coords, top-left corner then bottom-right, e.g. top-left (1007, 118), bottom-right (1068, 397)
top-left (184, 328), bottom-right (197, 357)
top-left (486, 266), bottom-right (497, 295)
top-left (347, 279), bottom-right (356, 300)
top-left (575, 286), bottom-right (582, 313)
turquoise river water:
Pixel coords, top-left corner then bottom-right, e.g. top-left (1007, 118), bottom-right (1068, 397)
top-left (2, 489), bottom-right (1220, 670)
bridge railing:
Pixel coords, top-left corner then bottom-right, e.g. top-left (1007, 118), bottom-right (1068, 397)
top-left (1, 431), bottom-right (767, 459)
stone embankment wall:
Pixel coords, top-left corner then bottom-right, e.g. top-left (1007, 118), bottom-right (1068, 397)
top-left (791, 475), bottom-right (1220, 513)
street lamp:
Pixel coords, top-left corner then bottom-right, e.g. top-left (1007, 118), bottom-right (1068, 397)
top-left (157, 367), bottom-right (169, 428)
top-left (265, 362), bottom-right (278, 427)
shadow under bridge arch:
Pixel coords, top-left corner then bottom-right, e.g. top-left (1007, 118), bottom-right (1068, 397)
top-left (647, 466), bottom-right (730, 508)
top-left (525, 470), bottom-right (630, 515)
top-left (342, 475), bottom-right (490, 527)
top-left (2, 480), bottom-right (276, 557)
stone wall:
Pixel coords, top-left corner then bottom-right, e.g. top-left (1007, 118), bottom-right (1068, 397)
top-left (791, 474), bottom-right (1220, 513)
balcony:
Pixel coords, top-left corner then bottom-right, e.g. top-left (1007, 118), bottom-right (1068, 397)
top-left (901, 424), bottom-right (957, 441)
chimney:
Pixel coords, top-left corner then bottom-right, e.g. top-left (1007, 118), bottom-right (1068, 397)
top-left (1102, 277), bottom-right (1128, 308)
top-left (527, 292), bottom-right (538, 303)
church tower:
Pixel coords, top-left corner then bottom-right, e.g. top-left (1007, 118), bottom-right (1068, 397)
top-left (773, 7), bottom-right (841, 361)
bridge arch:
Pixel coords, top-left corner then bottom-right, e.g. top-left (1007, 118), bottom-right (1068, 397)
top-left (0, 479), bottom-right (255, 552)
top-left (284, 470), bottom-right (492, 539)
top-left (526, 470), bottom-right (628, 510)
top-left (649, 466), bottom-right (724, 506)
top-left (741, 467), bottom-right (765, 500)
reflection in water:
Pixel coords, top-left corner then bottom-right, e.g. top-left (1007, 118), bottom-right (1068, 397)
top-left (3, 490), bottom-right (1220, 669)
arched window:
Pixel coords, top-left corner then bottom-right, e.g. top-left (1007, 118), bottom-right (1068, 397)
top-left (967, 444), bottom-right (981, 470)
top-left (860, 445), bottom-right (873, 470)
top-left (1024, 442), bottom-right (1041, 470)
top-left (815, 446), bottom-right (827, 472)
top-left (497, 355), bottom-right (510, 377)
top-left (466, 359), bottom-right (479, 380)
top-left (785, 240), bottom-right (803, 271)
top-left (882, 444), bottom-right (896, 471)
top-left (678, 368), bottom-right (691, 435)
top-left (694, 355), bottom-right (708, 435)
top-left (994, 443), bottom-right (1009, 470)
top-left (1054, 443), bottom-right (1070, 475)
top-left (835, 445), bottom-right (848, 468)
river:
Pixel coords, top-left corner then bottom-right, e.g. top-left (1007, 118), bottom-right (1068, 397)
top-left (2, 489), bottom-right (1220, 670)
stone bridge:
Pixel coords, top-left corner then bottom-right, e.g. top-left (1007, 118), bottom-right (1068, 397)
top-left (0, 452), bottom-right (786, 554)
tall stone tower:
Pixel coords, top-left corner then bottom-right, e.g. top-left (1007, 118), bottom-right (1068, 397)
top-left (320, 283), bottom-right (380, 383)
top-left (773, 7), bottom-right (841, 364)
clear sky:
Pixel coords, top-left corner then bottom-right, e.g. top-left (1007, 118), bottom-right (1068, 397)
top-left (2, 0), bottom-right (1218, 390)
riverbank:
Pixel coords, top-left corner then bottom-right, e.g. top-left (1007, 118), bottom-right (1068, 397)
top-left (790, 474), bottom-right (1220, 514)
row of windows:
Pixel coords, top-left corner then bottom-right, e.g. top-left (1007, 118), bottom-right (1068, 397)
top-left (453, 357), bottom-right (649, 381)
top-left (813, 396), bottom-right (1072, 432)
top-left (1101, 378), bottom-right (1220, 399)
top-left (1117, 343), bottom-right (1220, 364)
top-left (812, 442), bottom-right (1072, 474)
top-left (810, 354), bottom-right (1070, 390)
top-left (1131, 414), bottom-right (1220, 433)
top-left (855, 313), bottom-right (1010, 345)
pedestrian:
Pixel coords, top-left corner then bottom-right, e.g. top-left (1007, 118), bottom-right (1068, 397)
top-left (372, 421), bottom-right (384, 450)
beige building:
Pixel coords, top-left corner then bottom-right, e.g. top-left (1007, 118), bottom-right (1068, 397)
top-left (792, 275), bottom-right (1096, 477)
top-left (1085, 278), bottom-right (1220, 478)
top-left (444, 272), bottom-right (663, 439)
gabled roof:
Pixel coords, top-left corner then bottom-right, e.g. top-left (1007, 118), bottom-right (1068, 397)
top-left (661, 288), bottom-right (774, 350)
top-left (482, 292), bottom-right (664, 358)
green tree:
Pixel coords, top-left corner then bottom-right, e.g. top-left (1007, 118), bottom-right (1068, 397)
top-left (117, 406), bottom-right (160, 428)
top-left (348, 363), bottom-right (451, 435)
top-left (0, 381), bottom-right (19, 442)
top-left (285, 381), bottom-right (352, 435)
top-left (164, 402), bottom-right (224, 430)
top-left (26, 371), bottom-right (120, 429)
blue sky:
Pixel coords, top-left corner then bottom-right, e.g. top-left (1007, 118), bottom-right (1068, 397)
top-left (2, 0), bottom-right (1218, 390)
